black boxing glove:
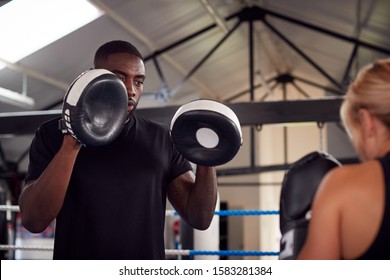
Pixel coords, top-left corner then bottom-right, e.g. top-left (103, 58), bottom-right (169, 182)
top-left (279, 151), bottom-right (341, 259)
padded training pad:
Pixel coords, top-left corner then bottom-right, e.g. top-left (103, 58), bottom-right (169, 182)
top-left (62, 69), bottom-right (128, 146)
top-left (170, 99), bottom-right (242, 166)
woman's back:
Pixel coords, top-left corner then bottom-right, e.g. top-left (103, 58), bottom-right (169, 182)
top-left (299, 158), bottom-right (387, 259)
top-left (337, 160), bottom-right (385, 259)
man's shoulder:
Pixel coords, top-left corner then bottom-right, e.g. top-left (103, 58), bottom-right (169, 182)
top-left (37, 117), bottom-right (61, 132)
top-left (134, 113), bottom-right (168, 130)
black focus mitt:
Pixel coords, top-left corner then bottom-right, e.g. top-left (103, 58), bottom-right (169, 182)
top-left (170, 99), bottom-right (242, 166)
top-left (59, 69), bottom-right (128, 146)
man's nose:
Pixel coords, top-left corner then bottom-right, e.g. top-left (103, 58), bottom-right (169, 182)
top-left (128, 90), bottom-right (136, 98)
top-left (126, 83), bottom-right (136, 98)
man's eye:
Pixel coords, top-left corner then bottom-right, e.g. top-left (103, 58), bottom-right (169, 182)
top-left (135, 80), bottom-right (144, 87)
top-left (114, 74), bottom-right (125, 82)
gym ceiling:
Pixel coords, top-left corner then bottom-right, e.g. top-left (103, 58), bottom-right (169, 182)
top-left (0, 0), bottom-right (390, 173)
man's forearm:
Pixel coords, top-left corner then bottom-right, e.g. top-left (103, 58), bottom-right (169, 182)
top-left (19, 136), bottom-right (81, 233)
top-left (185, 165), bottom-right (217, 230)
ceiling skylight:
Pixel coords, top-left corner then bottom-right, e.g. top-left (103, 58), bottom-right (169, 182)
top-left (0, 0), bottom-right (103, 65)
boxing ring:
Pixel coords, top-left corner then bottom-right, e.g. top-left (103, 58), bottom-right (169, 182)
top-left (0, 205), bottom-right (280, 259)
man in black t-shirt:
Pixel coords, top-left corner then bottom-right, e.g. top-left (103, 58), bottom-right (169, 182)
top-left (18, 40), bottom-right (218, 259)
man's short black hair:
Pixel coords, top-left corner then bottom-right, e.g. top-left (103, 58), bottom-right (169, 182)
top-left (94, 40), bottom-right (143, 66)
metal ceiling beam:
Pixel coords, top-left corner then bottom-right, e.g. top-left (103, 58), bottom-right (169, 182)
top-left (0, 98), bottom-right (343, 135)
top-left (292, 76), bottom-right (344, 96)
top-left (224, 73), bottom-right (344, 103)
top-left (199, 0), bottom-right (229, 34)
top-left (262, 19), bottom-right (344, 90)
top-left (0, 57), bottom-right (69, 91)
top-left (342, 0), bottom-right (377, 86)
top-left (259, 6), bottom-right (390, 55)
top-left (217, 156), bottom-right (358, 177)
top-left (89, 0), bottom-right (215, 98)
top-left (248, 16), bottom-right (257, 168)
top-left (0, 110), bottom-right (61, 136)
top-left (142, 5), bottom-right (390, 104)
top-left (168, 21), bottom-right (241, 98)
top-left (143, 10), bottom-right (240, 61)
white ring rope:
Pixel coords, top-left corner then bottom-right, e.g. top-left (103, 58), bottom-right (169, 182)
top-left (0, 206), bottom-right (280, 216)
top-left (166, 210), bottom-right (176, 216)
top-left (0, 205), bottom-right (20, 212)
top-left (0, 245), bottom-right (278, 256)
top-left (0, 244), bottom-right (192, 256)
top-left (0, 244), bottom-right (53, 251)
top-left (3, 206), bottom-right (173, 214)
top-left (0, 205), bottom-right (175, 217)
top-left (165, 249), bottom-right (190, 256)
top-left (0, 206), bottom-right (178, 215)
top-left (0, 205), bottom-right (280, 257)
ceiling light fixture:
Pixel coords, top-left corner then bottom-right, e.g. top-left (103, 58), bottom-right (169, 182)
top-left (0, 0), bottom-right (103, 69)
top-left (0, 0), bottom-right (102, 107)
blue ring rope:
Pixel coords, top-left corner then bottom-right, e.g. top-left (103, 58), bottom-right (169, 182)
top-left (173, 210), bottom-right (279, 216)
top-left (190, 250), bottom-right (279, 256)
top-left (215, 210), bottom-right (279, 216)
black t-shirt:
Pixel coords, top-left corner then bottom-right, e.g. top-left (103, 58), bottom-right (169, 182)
top-left (25, 113), bottom-right (192, 259)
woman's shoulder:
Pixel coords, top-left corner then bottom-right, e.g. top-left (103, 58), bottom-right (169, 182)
top-left (326, 159), bottom-right (377, 178)
top-left (320, 160), bottom-right (382, 199)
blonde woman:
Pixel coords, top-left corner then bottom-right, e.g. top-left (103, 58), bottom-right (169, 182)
top-left (298, 59), bottom-right (390, 259)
